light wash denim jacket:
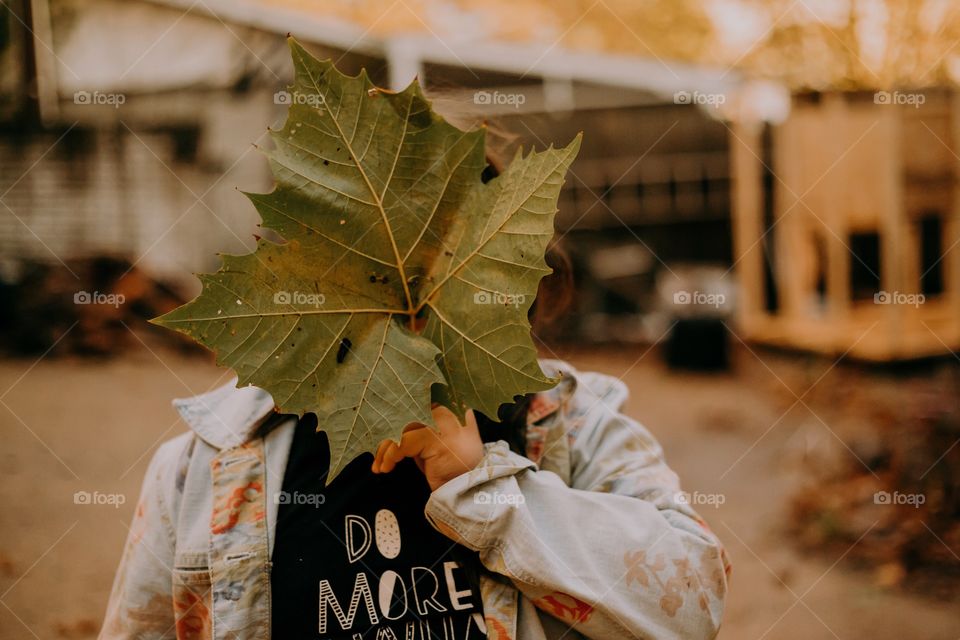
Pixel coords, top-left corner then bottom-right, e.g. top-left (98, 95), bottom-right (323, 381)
top-left (99, 359), bottom-right (730, 640)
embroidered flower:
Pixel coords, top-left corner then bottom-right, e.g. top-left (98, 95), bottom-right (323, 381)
top-left (532, 593), bottom-right (594, 624)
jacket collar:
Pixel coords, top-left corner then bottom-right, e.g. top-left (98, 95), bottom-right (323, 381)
top-left (527, 359), bottom-right (578, 425)
top-left (173, 377), bottom-right (277, 450)
top-left (174, 360), bottom-right (577, 450)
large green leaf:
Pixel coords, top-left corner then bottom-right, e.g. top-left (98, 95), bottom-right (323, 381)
top-left (153, 38), bottom-right (581, 480)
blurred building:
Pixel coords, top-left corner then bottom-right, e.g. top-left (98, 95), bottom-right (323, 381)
top-left (732, 90), bottom-right (960, 360)
top-left (3, 0), bottom-right (745, 347)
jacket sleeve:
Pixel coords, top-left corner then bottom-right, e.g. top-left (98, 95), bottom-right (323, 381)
top-left (425, 372), bottom-right (730, 640)
top-left (99, 437), bottom-right (187, 640)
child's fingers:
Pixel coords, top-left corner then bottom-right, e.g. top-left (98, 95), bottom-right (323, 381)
top-left (380, 427), bottom-right (433, 473)
top-left (397, 426), bottom-right (435, 459)
top-left (372, 439), bottom-right (393, 473)
top-left (371, 415), bottom-right (459, 474)
top-left (377, 441), bottom-right (402, 473)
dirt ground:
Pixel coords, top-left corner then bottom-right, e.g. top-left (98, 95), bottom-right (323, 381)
top-left (1, 342), bottom-right (959, 639)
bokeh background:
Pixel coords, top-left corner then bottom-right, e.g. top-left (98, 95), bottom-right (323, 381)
top-left (2, 1), bottom-right (960, 638)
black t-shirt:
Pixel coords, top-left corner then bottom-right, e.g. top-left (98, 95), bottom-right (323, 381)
top-left (271, 415), bottom-right (487, 640)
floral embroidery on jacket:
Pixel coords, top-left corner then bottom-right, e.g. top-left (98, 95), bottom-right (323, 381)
top-left (624, 546), bottom-right (727, 618)
top-left (532, 593), bottom-right (595, 623)
top-left (485, 616), bottom-right (512, 640)
top-left (209, 480), bottom-right (263, 535)
top-left (173, 583), bottom-right (212, 640)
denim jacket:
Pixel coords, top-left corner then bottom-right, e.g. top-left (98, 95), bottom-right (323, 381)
top-left (99, 359), bottom-right (730, 640)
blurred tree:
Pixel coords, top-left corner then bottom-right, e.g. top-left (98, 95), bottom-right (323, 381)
top-left (738, 0), bottom-right (960, 89)
top-left (460, 0), bottom-right (718, 62)
top-left (269, 0), bottom-right (960, 87)
top-left (271, 0), bottom-right (719, 64)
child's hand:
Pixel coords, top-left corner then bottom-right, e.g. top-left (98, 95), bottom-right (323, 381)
top-left (372, 404), bottom-right (484, 491)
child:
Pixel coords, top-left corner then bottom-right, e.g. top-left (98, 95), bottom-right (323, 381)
top-left (100, 157), bottom-right (730, 640)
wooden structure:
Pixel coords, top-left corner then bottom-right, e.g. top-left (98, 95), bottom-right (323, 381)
top-left (732, 90), bottom-right (960, 360)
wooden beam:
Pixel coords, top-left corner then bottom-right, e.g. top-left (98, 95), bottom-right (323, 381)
top-left (730, 120), bottom-right (765, 329)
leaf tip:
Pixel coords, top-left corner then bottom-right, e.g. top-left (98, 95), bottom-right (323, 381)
top-left (407, 74), bottom-right (423, 95)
